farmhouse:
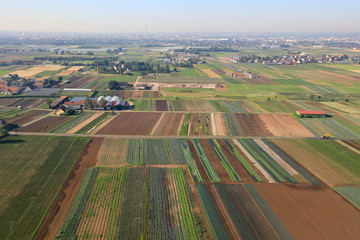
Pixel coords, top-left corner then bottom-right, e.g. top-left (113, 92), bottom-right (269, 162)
top-left (296, 110), bottom-right (327, 118)
top-left (50, 96), bottom-right (68, 108)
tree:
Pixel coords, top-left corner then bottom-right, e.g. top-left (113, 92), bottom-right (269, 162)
top-left (83, 98), bottom-right (95, 110)
top-left (46, 99), bottom-right (52, 108)
top-left (58, 76), bottom-right (63, 81)
top-left (99, 98), bottom-right (107, 108)
top-left (65, 108), bottom-right (75, 116)
top-left (108, 80), bottom-right (117, 90)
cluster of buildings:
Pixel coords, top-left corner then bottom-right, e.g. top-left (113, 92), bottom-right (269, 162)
top-left (230, 71), bottom-right (257, 79)
top-left (228, 54), bottom-right (359, 65)
top-left (51, 95), bottom-right (129, 113)
top-left (0, 79), bottom-right (34, 95)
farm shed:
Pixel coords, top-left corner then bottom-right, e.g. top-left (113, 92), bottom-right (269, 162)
top-left (50, 96), bottom-right (68, 108)
top-left (296, 110), bottom-right (326, 118)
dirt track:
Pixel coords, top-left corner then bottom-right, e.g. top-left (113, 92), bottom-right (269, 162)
top-left (34, 138), bottom-right (104, 240)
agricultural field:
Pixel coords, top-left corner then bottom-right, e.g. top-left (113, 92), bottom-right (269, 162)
top-left (57, 166), bottom-right (206, 240)
top-left (50, 111), bottom-right (96, 133)
top-left (6, 98), bottom-right (45, 108)
top-left (6, 109), bottom-right (49, 126)
top-left (0, 135), bottom-right (89, 240)
top-left (150, 113), bottom-right (184, 135)
top-left (18, 116), bottom-right (72, 132)
top-left (10, 65), bottom-right (64, 77)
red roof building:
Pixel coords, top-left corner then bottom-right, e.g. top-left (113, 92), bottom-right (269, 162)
top-left (296, 110), bottom-right (326, 117)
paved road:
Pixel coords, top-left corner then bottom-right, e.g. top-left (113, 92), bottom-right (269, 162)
top-left (8, 131), bottom-right (360, 140)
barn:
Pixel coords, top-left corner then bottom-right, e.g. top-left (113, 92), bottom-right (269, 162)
top-left (296, 110), bottom-right (326, 118)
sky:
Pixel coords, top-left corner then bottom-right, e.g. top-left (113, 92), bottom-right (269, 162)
top-left (1, 0), bottom-right (359, 33)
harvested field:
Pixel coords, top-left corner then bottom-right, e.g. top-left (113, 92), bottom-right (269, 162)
top-left (11, 65), bottom-right (64, 78)
top-left (184, 100), bottom-right (216, 112)
top-left (97, 112), bottom-right (162, 135)
top-left (212, 113), bottom-right (228, 136)
top-left (55, 66), bottom-right (84, 76)
top-left (97, 138), bottom-right (128, 166)
top-left (260, 114), bottom-right (315, 137)
top-left (256, 184), bottom-right (360, 240)
top-left (196, 68), bottom-right (221, 78)
top-left (272, 139), bottom-right (360, 186)
top-left (155, 99), bottom-right (168, 111)
top-left (225, 113), bottom-right (271, 136)
top-left (65, 76), bottom-right (96, 88)
top-left (19, 116), bottom-right (71, 132)
top-left (0, 98), bottom-right (21, 106)
top-left (322, 102), bottom-right (360, 114)
top-left (151, 113), bottom-right (183, 135)
top-left (7, 110), bottom-right (48, 125)
top-left (8, 98), bottom-right (45, 108)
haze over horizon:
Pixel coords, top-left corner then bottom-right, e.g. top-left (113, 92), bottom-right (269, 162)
top-left (1, 0), bottom-right (359, 33)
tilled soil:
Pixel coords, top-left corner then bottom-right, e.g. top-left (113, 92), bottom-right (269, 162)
top-left (18, 116), bottom-right (71, 132)
top-left (7, 110), bottom-right (48, 125)
top-left (151, 113), bottom-right (183, 135)
top-left (97, 112), bottom-right (162, 135)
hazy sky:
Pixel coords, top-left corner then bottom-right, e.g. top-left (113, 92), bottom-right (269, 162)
top-left (1, 0), bottom-right (359, 33)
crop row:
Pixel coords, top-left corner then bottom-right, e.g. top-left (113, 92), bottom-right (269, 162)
top-left (50, 111), bottom-right (95, 133)
top-left (0, 136), bottom-right (89, 240)
top-left (192, 139), bottom-right (220, 182)
top-left (58, 168), bottom-right (99, 239)
top-left (75, 112), bottom-right (109, 133)
top-left (142, 139), bottom-right (170, 164)
top-left (334, 186), bottom-right (360, 210)
top-left (126, 139), bottom-right (141, 164)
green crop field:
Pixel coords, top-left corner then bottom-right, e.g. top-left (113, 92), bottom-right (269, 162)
top-left (0, 135), bottom-right (89, 240)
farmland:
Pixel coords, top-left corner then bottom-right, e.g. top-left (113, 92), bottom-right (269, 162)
top-left (1, 41), bottom-right (360, 240)
top-left (0, 135), bottom-right (89, 240)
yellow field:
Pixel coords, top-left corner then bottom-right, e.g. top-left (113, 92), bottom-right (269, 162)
top-left (322, 102), bottom-right (360, 114)
top-left (55, 66), bottom-right (84, 76)
top-left (196, 68), bottom-right (221, 78)
top-left (11, 65), bottom-right (64, 77)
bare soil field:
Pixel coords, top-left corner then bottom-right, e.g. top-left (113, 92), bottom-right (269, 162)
top-left (229, 113), bottom-right (272, 136)
top-left (34, 138), bottom-right (103, 240)
top-left (55, 66), bottom-right (84, 76)
top-left (0, 98), bottom-right (21, 106)
top-left (184, 100), bottom-right (216, 112)
top-left (155, 100), bottom-right (168, 111)
top-left (212, 113), bottom-right (228, 136)
top-left (66, 112), bottom-right (103, 134)
top-left (11, 65), bottom-right (64, 78)
top-left (8, 98), bottom-right (45, 108)
top-left (7, 110), bottom-right (48, 125)
top-left (65, 76), bottom-right (96, 88)
top-left (97, 112), bottom-right (162, 135)
top-left (256, 184), bottom-right (360, 240)
top-left (19, 116), bottom-right (71, 132)
top-left (272, 139), bottom-right (356, 186)
top-left (151, 113), bottom-right (183, 135)
top-left (259, 114), bottom-right (315, 137)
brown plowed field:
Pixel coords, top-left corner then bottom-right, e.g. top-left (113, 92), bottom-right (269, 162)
top-left (34, 138), bottom-right (103, 240)
top-left (199, 139), bottom-right (232, 183)
top-left (155, 100), bottom-right (168, 111)
top-left (8, 98), bottom-right (45, 108)
top-left (7, 110), bottom-right (48, 125)
top-left (65, 76), bottom-right (95, 88)
top-left (151, 113), bottom-right (183, 135)
top-left (97, 112), bottom-right (162, 135)
top-left (229, 113), bottom-right (272, 136)
top-left (0, 98), bottom-right (21, 106)
top-left (217, 139), bottom-right (253, 183)
top-left (19, 116), bottom-right (71, 132)
top-left (154, 91), bottom-right (160, 98)
top-left (259, 114), bottom-right (315, 137)
top-left (255, 184), bottom-right (360, 240)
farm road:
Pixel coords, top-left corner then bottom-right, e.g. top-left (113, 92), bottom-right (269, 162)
top-left (8, 131), bottom-right (360, 140)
